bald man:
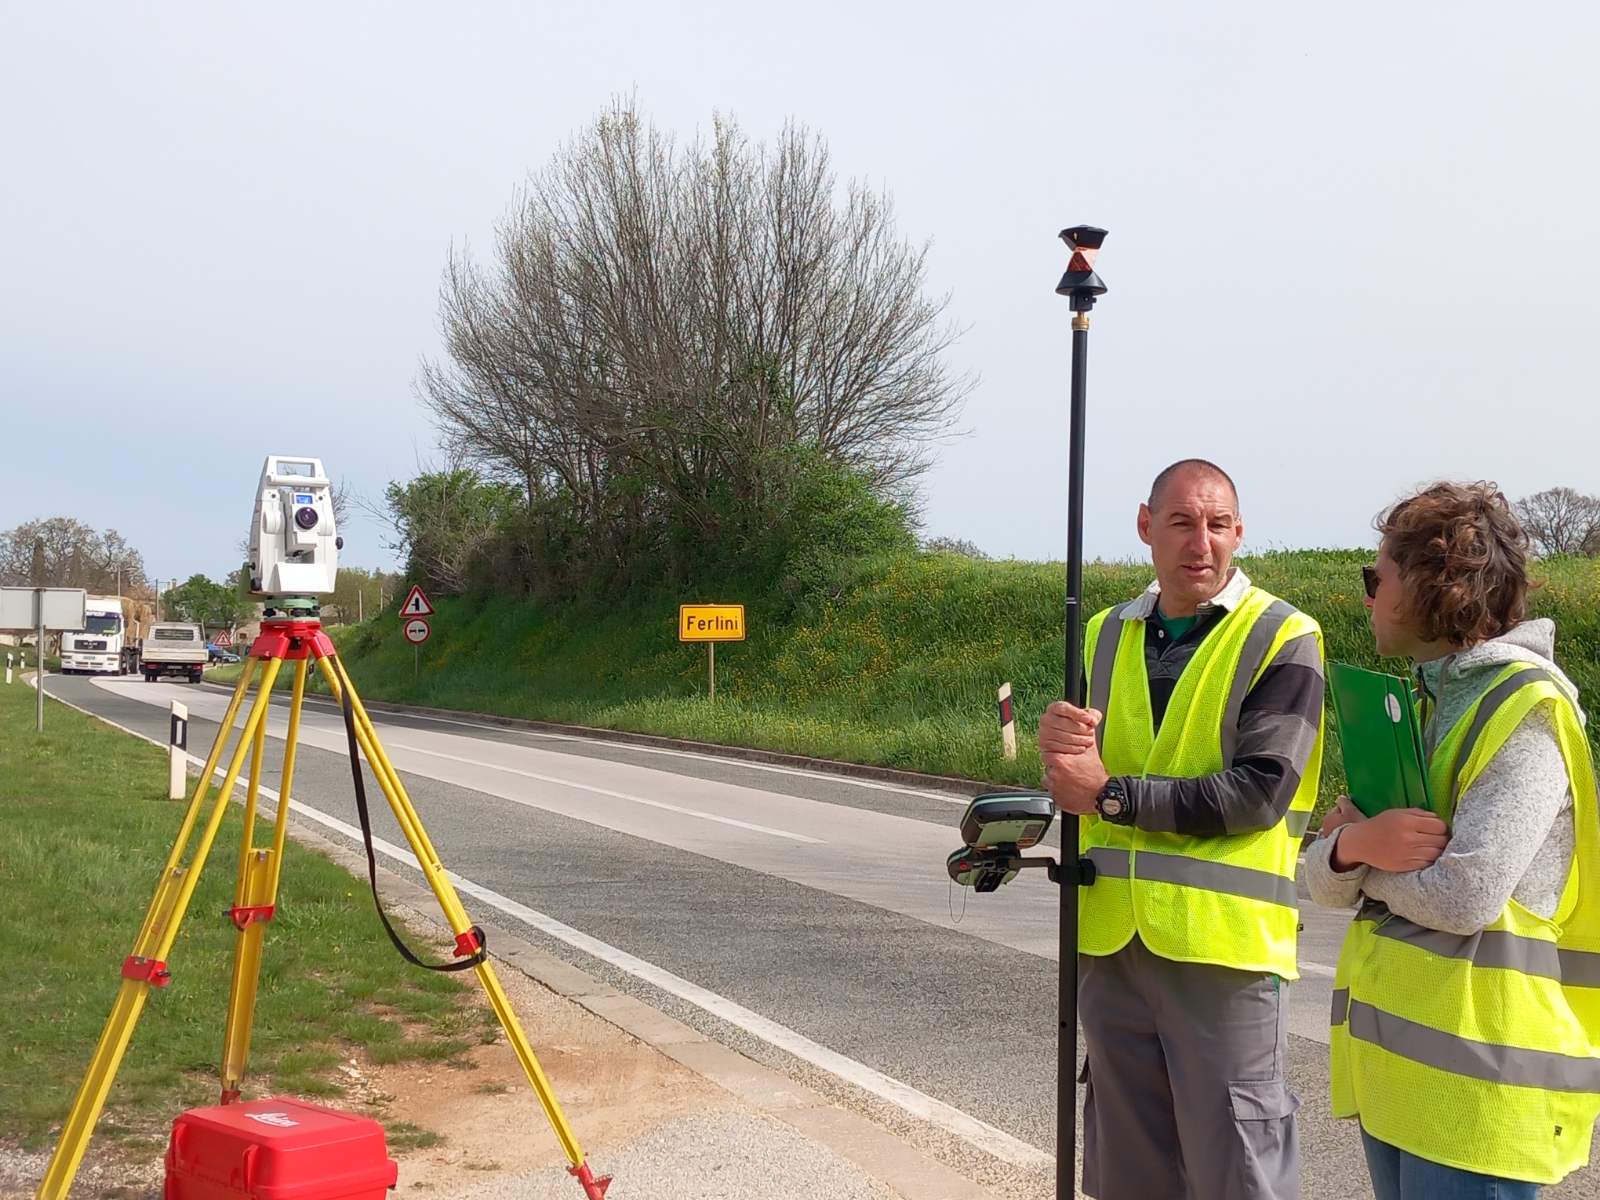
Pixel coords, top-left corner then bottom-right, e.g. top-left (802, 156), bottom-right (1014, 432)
top-left (1041, 459), bottom-right (1325, 1200)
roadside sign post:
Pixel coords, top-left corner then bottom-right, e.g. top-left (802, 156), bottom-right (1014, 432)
top-left (169, 701), bottom-right (189, 800)
top-left (678, 604), bottom-right (746, 700)
top-left (399, 587), bottom-right (435, 682)
top-left (403, 616), bottom-right (430, 680)
top-left (998, 682), bottom-right (1017, 760)
top-left (1, 586), bottom-right (87, 733)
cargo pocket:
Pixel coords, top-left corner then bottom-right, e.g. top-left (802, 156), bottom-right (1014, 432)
top-left (1228, 1079), bottom-right (1301, 1199)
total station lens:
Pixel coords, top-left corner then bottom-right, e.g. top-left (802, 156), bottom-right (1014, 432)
top-left (293, 506), bottom-right (320, 531)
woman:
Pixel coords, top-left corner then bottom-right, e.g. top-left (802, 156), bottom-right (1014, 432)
top-left (1306, 481), bottom-right (1599, 1199)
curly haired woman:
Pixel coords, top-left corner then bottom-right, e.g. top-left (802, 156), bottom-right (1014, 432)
top-left (1306, 481), bottom-right (1600, 1199)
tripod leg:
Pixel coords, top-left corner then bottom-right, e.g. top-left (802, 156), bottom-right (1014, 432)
top-left (219, 656), bottom-right (306, 1102)
top-left (311, 653), bottom-right (606, 1193)
top-left (36, 657), bottom-right (285, 1200)
top-left (130, 658), bottom-right (258, 952)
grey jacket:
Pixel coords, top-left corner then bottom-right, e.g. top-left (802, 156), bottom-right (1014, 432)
top-left (1304, 619), bottom-right (1582, 934)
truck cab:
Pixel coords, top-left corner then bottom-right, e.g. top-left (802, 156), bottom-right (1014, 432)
top-left (60, 598), bottom-right (127, 675)
top-left (142, 623), bottom-right (208, 683)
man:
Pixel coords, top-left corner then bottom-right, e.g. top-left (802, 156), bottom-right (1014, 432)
top-left (1041, 459), bottom-right (1325, 1200)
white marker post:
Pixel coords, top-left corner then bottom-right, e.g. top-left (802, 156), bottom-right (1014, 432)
top-left (998, 682), bottom-right (1017, 760)
top-left (5, 652), bottom-right (11, 685)
top-left (168, 701), bottom-right (189, 800)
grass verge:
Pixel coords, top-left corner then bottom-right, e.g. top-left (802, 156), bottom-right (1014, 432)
top-left (0, 675), bottom-right (497, 1150)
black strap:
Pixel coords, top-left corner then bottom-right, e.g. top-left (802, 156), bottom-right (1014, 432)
top-left (339, 681), bottom-right (485, 972)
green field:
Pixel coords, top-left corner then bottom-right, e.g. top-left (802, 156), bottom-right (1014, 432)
top-left (0, 675), bottom-right (492, 1152)
top-left (214, 550), bottom-right (1600, 819)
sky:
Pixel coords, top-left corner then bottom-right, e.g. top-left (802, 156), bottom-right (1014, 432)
top-left (4, 2), bottom-right (1598, 587)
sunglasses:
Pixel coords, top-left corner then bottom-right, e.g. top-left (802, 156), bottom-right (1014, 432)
top-left (1362, 565), bottom-right (1379, 600)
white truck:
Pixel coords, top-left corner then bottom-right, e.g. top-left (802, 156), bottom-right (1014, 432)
top-left (141, 622), bottom-right (208, 683)
top-left (60, 595), bottom-right (130, 675)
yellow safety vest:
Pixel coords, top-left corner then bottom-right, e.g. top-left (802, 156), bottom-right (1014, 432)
top-left (1080, 586), bottom-right (1323, 978)
top-left (1329, 663), bottom-right (1600, 1184)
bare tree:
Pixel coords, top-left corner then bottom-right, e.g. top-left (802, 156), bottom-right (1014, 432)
top-left (0, 517), bottom-right (152, 592)
top-left (1514, 488), bottom-right (1600, 557)
top-left (417, 99), bottom-right (970, 585)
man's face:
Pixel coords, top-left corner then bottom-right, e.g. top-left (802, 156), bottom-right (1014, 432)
top-left (1137, 472), bottom-right (1244, 616)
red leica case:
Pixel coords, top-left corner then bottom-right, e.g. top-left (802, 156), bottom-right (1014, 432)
top-left (165, 1097), bottom-right (397, 1200)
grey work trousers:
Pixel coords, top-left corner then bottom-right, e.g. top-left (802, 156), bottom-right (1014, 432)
top-left (1079, 937), bottom-right (1301, 1200)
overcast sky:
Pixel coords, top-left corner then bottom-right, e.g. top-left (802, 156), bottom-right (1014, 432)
top-left (4, 3), bottom-right (1597, 587)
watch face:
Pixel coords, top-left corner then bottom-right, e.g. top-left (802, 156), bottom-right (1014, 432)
top-left (1100, 795), bottom-right (1124, 817)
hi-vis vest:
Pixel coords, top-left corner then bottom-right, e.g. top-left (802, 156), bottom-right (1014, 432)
top-left (1330, 663), bottom-right (1600, 1184)
top-left (1081, 586), bottom-right (1323, 979)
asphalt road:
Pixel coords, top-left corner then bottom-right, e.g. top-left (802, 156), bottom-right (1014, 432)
top-left (43, 673), bottom-right (1600, 1199)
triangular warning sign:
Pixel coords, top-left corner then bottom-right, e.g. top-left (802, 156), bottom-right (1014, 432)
top-left (400, 585), bottom-right (435, 617)
top-left (213, 629), bottom-right (233, 647)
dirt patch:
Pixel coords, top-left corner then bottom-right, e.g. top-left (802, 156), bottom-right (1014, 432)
top-left (376, 962), bottom-right (735, 1193)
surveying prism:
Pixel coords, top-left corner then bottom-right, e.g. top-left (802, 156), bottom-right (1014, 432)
top-left (37, 456), bottom-right (611, 1200)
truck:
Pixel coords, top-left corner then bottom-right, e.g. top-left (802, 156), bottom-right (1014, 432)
top-left (59, 595), bottom-right (132, 675)
top-left (141, 622), bottom-right (208, 683)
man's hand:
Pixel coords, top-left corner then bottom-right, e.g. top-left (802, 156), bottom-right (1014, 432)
top-left (1040, 702), bottom-right (1110, 815)
top-left (1039, 701), bottom-right (1101, 756)
top-left (1330, 808), bottom-right (1449, 873)
top-left (1319, 795), bottom-right (1363, 838)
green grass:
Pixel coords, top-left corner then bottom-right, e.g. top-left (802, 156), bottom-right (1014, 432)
top-left (0, 677), bottom-right (499, 1148)
top-left (280, 550), bottom-right (1599, 822)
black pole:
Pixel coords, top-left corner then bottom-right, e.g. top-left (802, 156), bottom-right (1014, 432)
top-left (1055, 226), bottom-right (1107, 1200)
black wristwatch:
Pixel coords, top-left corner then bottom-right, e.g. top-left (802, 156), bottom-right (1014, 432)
top-left (1095, 777), bottom-right (1135, 825)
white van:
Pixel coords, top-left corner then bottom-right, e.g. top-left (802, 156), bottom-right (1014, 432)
top-left (142, 623), bottom-right (208, 683)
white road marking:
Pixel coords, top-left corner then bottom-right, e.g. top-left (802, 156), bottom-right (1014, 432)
top-left (218, 682), bottom-right (971, 805)
top-left (393, 742), bottom-right (825, 845)
top-left (50, 683), bottom-right (1049, 1168)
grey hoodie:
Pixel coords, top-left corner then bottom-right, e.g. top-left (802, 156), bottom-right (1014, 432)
top-left (1304, 619), bottom-right (1584, 935)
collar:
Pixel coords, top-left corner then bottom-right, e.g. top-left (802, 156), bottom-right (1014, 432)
top-left (1122, 567), bottom-right (1252, 621)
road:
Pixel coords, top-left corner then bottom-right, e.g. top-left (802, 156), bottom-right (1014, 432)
top-left (43, 673), bottom-right (1600, 1198)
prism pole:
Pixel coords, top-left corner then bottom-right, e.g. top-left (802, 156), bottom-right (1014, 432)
top-left (1054, 224), bottom-right (1108, 1200)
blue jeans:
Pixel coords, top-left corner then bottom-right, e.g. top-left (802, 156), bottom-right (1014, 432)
top-left (1362, 1129), bottom-right (1540, 1199)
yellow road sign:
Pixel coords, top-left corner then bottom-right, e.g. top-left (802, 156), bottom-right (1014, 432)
top-left (679, 604), bottom-right (746, 642)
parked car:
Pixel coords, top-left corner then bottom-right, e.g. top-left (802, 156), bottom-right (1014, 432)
top-left (207, 642), bottom-right (240, 664)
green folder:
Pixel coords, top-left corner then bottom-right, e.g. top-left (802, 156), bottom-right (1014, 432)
top-left (1327, 662), bottom-right (1431, 817)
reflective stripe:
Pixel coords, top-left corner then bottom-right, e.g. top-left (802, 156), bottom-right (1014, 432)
top-left (1134, 850), bottom-right (1298, 908)
top-left (1347, 999), bottom-right (1600, 1093)
top-left (1287, 809), bottom-right (1312, 837)
top-left (1448, 667), bottom-right (1556, 807)
top-left (1086, 846), bottom-right (1131, 879)
top-left (1221, 600), bottom-right (1295, 765)
top-left (1372, 914), bottom-right (1563, 980)
top-left (1560, 950), bottom-right (1600, 988)
top-left (1331, 987), bottom-right (1350, 1026)
top-left (1090, 607), bottom-right (1130, 754)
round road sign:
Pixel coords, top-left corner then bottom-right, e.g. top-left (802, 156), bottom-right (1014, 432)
top-left (403, 618), bottom-right (431, 645)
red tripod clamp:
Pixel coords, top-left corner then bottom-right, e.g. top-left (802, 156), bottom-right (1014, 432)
top-left (454, 928), bottom-right (483, 958)
top-left (229, 904), bottom-right (276, 931)
top-left (121, 956), bottom-right (171, 987)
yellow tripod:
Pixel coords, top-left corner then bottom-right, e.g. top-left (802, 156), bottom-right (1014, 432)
top-left (38, 617), bottom-right (610, 1199)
